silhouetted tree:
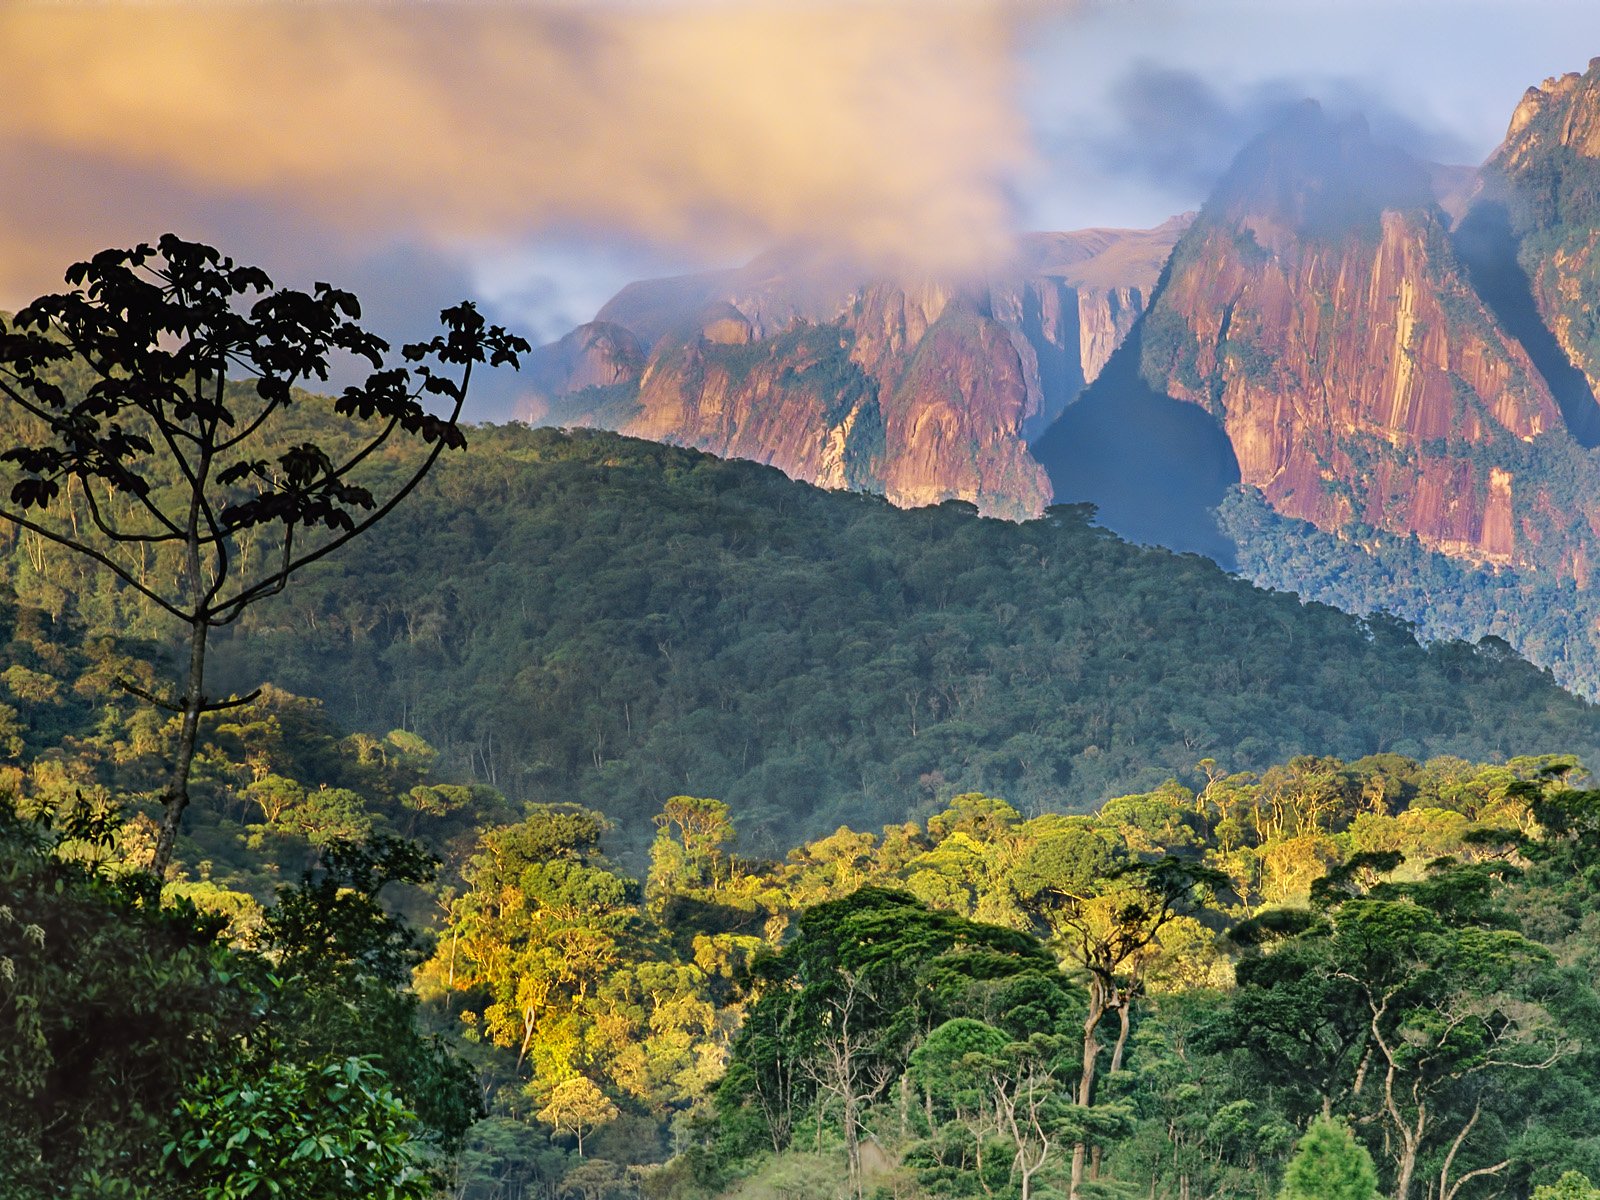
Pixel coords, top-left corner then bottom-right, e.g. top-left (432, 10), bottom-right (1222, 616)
top-left (0, 234), bottom-right (528, 871)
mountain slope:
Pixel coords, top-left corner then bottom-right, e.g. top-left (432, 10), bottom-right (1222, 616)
top-left (193, 425), bottom-right (1600, 855)
top-left (1018, 76), bottom-right (1600, 697)
top-left (1108, 104), bottom-right (1576, 568)
top-left (1488, 57), bottom-right (1600, 419)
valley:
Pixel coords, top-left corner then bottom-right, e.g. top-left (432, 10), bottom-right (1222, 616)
top-left (9, 23), bottom-right (1600, 1200)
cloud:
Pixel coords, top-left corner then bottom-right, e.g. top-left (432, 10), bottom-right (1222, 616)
top-left (1075, 60), bottom-right (1479, 197)
top-left (0, 0), bottom-right (1047, 305)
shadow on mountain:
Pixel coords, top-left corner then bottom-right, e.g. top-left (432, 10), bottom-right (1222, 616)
top-left (1019, 281), bottom-right (1087, 441)
top-left (1030, 326), bottom-right (1241, 566)
top-left (1453, 201), bottom-right (1600, 448)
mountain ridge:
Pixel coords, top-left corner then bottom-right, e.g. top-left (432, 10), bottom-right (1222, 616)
top-left (518, 220), bottom-right (1190, 517)
top-left (512, 60), bottom-right (1600, 697)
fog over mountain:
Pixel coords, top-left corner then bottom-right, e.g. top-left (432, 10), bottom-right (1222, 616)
top-left (7, 1), bottom-right (1600, 421)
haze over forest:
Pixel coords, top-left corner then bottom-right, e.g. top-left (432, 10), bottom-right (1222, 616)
top-left (14, 5), bottom-right (1600, 1200)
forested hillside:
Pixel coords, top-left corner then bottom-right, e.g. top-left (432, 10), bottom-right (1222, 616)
top-left (9, 420), bottom-right (1598, 857)
top-left (1219, 488), bottom-right (1600, 694)
top-left (194, 426), bottom-right (1600, 854)
top-left (10, 349), bottom-right (1600, 1200)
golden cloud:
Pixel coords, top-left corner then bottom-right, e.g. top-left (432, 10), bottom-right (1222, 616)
top-left (0, 1), bottom-right (1047, 300)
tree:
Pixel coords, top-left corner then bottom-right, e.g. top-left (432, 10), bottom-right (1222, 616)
top-left (418, 806), bottom-right (640, 1084)
top-left (647, 795), bottom-right (736, 913)
top-left (0, 234), bottom-right (528, 872)
top-left (911, 1020), bottom-right (1088, 1200)
top-left (260, 835), bottom-right (482, 1150)
top-left (910, 1018), bottom-right (1011, 1173)
top-left (1535, 1172), bottom-right (1600, 1200)
top-left (166, 1055), bottom-right (434, 1200)
top-left (1229, 864), bottom-right (1576, 1200)
top-left (1278, 1118), bottom-right (1379, 1200)
top-left (719, 888), bottom-right (1074, 1192)
top-left (1329, 898), bottom-right (1565, 1200)
top-left (1205, 931), bottom-right (1369, 1122)
top-left (538, 1076), bottom-right (619, 1157)
top-left (1034, 856), bottom-right (1223, 1200)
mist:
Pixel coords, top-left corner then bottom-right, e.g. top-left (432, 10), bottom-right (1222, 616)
top-left (0, 1), bottom-right (1049, 307)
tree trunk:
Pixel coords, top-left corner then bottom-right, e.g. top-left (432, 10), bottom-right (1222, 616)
top-left (1069, 984), bottom-right (1106, 1200)
top-left (844, 1089), bottom-right (861, 1199)
top-left (1090, 996), bottom-right (1133, 1180)
top-left (899, 1071), bottom-right (910, 1143)
top-left (1395, 1135), bottom-right (1418, 1200)
top-left (153, 616), bottom-right (208, 875)
top-left (1109, 999), bottom-right (1133, 1074)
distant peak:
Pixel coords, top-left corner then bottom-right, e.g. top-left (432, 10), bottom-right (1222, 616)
top-left (1202, 101), bottom-right (1432, 248)
top-left (1494, 58), bottom-right (1600, 167)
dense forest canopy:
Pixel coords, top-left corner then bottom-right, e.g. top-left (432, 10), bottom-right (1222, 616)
top-left (160, 424), bottom-right (1600, 856)
top-left (12, 693), bottom-right (1600, 1200)
top-left (9, 345), bottom-right (1600, 1199)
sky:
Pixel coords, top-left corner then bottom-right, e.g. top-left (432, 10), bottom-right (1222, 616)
top-left (4, 0), bottom-right (1600, 417)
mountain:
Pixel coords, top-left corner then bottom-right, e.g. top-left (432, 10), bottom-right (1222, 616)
top-left (517, 220), bottom-right (1189, 519)
top-left (1096, 102), bottom-right (1577, 570)
top-left (1038, 66), bottom-right (1600, 700)
top-left (1483, 58), bottom-right (1600, 443)
top-left (512, 61), bottom-right (1600, 698)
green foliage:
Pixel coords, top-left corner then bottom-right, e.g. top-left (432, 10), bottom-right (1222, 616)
top-left (260, 836), bottom-right (482, 1149)
top-left (719, 887), bottom-right (1078, 1166)
top-left (1278, 1119), bottom-right (1379, 1200)
top-left (1536, 1172), bottom-right (1600, 1200)
top-left (0, 793), bottom-right (251, 1196)
top-left (539, 1076), bottom-right (621, 1156)
top-left (0, 787), bottom-right (476, 1197)
top-left (909, 1018), bottom-right (1011, 1111)
top-left (188, 427), bottom-right (1600, 857)
top-left (1219, 486), bottom-right (1600, 699)
top-left (165, 1055), bottom-right (434, 1200)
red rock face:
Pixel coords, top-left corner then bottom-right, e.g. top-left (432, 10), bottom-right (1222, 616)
top-left (1138, 101), bottom-right (1585, 570)
top-left (517, 224), bottom-right (1183, 519)
top-left (1150, 211), bottom-right (1558, 563)
top-left (1489, 59), bottom-right (1600, 403)
top-left (875, 310), bottom-right (1050, 516)
top-left (619, 296), bottom-right (1048, 518)
top-left (627, 321), bottom-right (882, 496)
top-left (1497, 62), bottom-right (1600, 169)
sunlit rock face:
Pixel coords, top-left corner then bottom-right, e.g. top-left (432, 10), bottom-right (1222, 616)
top-left (515, 66), bottom-right (1600, 579)
top-left (517, 221), bottom-right (1185, 518)
top-left (1486, 58), bottom-right (1600, 424)
top-left (1130, 102), bottom-right (1585, 570)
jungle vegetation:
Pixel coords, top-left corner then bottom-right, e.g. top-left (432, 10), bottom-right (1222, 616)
top-left (8, 257), bottom-right (1600, 1199)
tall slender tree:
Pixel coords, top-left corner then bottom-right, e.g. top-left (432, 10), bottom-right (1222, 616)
top-left (1037, 857), bottom-right (1223, 1200)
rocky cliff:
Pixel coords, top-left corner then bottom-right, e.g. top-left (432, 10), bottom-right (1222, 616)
top-left (1484, 58), bottom-right (1600, 440)
top-left (519, 221), bottom-right (1186, 517)
top-left (1120, 101), bottom-right (1600, 574)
